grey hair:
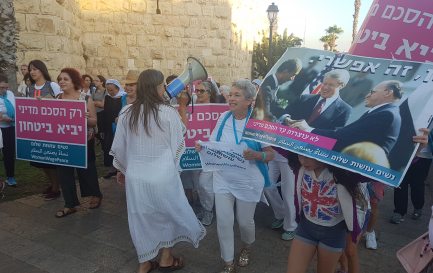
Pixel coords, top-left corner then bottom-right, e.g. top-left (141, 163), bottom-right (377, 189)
top-left (383, 80), bottom-right (403, 99)
top-left (219, 85), bottom-right (230, 95)
top-left (232, 79), bottom-right (256, 100)
top-left (324, 69), bottom-right (350, 87)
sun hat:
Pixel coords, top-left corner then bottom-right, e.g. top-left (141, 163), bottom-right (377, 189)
top-left (124, 70), bottom-right (140, 85)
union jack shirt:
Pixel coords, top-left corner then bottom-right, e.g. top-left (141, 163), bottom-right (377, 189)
top-left (301, 169), bottom-right (344, 226)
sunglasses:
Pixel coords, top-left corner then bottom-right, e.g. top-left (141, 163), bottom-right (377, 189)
top-left (196, 89), bottom-right (210, 94)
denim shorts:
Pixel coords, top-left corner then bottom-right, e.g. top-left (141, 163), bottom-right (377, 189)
top-left (295, 217), bottom-right (348, 252)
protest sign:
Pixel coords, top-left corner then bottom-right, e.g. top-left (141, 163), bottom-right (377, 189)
top-left (198, 141), bottom-right (248, 171)
top-left (179, 103), bottom-right (229, 170)
top-left (15, 98), bottom-right (88, 168)
top-left (244, 47), bottom-right (433, 187)
top-left (350, 0), bottom-right (433, 62)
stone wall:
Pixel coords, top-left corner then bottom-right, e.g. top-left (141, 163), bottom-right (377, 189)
top-left (14, 0), bottom-right (85, 79)
top-left (14, 0), bottom-right (266, 84)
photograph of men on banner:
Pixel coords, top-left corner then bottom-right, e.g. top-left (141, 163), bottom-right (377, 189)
top-left (245, 47), bottom-right (433, 187)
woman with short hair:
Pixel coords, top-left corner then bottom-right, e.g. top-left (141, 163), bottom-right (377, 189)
top-left (196, 79), bottom-right (274, 273)
top-left (55, 68), bottom-right (103, 217)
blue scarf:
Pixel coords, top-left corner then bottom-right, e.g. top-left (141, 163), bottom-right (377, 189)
top-left (216, 110), bottom-right (270, 187)
top-left (0, 92), bottom-right (15, 126)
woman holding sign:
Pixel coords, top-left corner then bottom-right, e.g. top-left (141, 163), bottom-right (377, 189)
top-left (196, 79), bottom-right (274, 273)
top-left (27, 60), bottom-right (62, 200)
top-left (55, 68), bottom-right (103, 217)
top-left (111, 69), bottom-right (205, 273)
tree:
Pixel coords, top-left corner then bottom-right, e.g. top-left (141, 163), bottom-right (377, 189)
top-left (252, 29), bottom-right (302, 78)
top-left (0, 0), bottom-right (19, 90)
top-left (352, 0), bottom-right (361, 43)
top-left (320, 25), bottom-right (343, 52)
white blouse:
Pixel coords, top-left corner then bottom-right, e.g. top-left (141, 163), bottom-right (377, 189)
top-left (209, 111), bottom-right (269, 202)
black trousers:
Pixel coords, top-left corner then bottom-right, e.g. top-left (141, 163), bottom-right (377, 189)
top-left (102, 129), bottom-right (114, 167)
top-left (393, 157), bottom-right (432, 215)
top-left (58, 140), bottom-right (102, 208)
top-left (1, 126), bottom-right (15, 177)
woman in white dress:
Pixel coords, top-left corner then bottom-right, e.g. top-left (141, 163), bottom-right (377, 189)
top-left (110, 69), bottom-right (206, 273)
top-left (196, 79), bottom-right (275, 273)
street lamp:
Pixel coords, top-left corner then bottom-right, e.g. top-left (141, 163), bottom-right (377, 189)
top-left (267, 2), bottom-right (279, 68)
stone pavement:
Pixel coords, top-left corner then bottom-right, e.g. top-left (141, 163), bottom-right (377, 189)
top-left (0, 178), bottom-right (431, 273)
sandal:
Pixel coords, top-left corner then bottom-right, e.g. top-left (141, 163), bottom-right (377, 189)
top-left (55, 208), bottom-right (77, 218)
top-left (139, 261), bottom-right (159, 273)
top-left (159, 256), bottom-right (184, 272)
top-left (89, 196), bottom-right (102, 209)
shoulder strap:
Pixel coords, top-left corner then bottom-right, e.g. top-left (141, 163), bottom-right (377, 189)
top-left (46, 81), bottom-right (55, 98)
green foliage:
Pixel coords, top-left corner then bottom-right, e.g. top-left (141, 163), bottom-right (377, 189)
top-left (319, 25), bottom-right (343, 52)
top-left (252, 29), bottom-right (302, 79)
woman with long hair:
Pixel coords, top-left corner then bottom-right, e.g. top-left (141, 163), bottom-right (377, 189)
top-left (285, 153), bottom-right (363, 273)
top-left (81, 74), bottom-right (93, 96)
top-left (28, 60), bottom-right (61, 98)
top-left (27, 60), bottom-right (62, 200)
top-left (110, 69), bottom-right (205, 273)
top-left (55, 68), bottom-right (103, 217)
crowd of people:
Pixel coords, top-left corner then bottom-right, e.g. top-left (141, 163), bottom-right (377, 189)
top-left (0, 59), bottom-right (431, 273)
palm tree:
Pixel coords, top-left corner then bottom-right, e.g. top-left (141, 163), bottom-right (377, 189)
top-left (0, 0), bottom-right (19, 89)
top-left (320, 25), bottom-right (343, 52)
top-left (352, 0), bottom-right (361, 43)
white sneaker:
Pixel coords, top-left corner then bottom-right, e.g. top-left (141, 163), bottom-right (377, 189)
top-left (365, 231), bottom-right (377, 250)
top-left (200, 210), bottom-right (213, 226)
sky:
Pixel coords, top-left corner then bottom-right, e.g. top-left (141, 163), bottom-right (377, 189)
top-left (259, 0), bottom-right (375, 52)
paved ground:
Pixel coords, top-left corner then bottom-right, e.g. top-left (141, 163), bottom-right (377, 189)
top-left (0, 177), bottom-right (431, 273)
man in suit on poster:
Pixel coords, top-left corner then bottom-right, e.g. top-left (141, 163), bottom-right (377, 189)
top-left (293, 80), bottom-right (403, 154)
top-left (283, 69), bottom-right (352, 130)
top-left (258, 58), bottom-right (302, 120)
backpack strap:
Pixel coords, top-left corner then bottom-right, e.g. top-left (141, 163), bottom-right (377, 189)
top-left (46, 81), bottom-right (55, 98)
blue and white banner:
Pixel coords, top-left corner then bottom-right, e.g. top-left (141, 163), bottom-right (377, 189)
top-left (198, 141), bottom-right (249, 171)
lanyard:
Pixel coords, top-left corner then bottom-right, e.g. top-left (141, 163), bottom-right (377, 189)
top-left (232, 108), bottom-right (252, 144)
